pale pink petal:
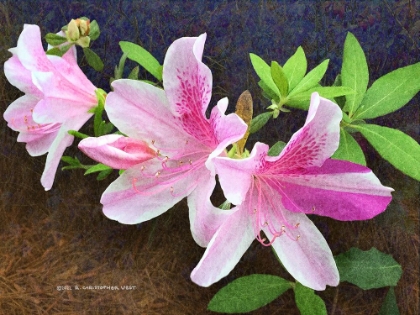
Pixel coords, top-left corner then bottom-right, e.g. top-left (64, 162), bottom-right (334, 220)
top-left (15, 24), bottom-right (52, 72)
top-left (276, 159), bottom-right (393, 220)
top-left (4, 56), bottom-right (43, 98)
top-left (101, 160), bottom-right (205, 224)
top-left (41, 112), bottom-right (93, 191)
top-left (106, 80), bottom-right (186, 152)
top-left (190, 206), bottom-right (255, 287)
top-left (267, 211), bottom-right (339, 290)
top-left (205, 98), bottom-right (247, 173)
top-left (163, 34), bottom-right (216, 147)
top-left (268, 93), bottom-right (342, 172)
top-left (188, 174), bottom-right (231, 247)
top-left (213, 142), bottom-right (269, 205)
top-left (78, 135), bottom-right (155, 169)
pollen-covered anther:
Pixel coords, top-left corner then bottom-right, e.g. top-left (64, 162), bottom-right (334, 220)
top-left (295, 222), bottom-right (300, 228)
top-left (296, 235), bottom-right (301, 240)
top-left (188, 159), bottom-right (193, 165)
top-left (155, 171), bottom-right (161, 177)
top-left (151, 140), bottom-right (155, 145)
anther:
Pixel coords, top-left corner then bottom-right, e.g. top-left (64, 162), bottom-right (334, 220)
top-left (188, 159), bottom-right (192, 165)
top-left (155, 171), bottom-right (161, 177)
top-left (295, 223), bottom-right (300, 228)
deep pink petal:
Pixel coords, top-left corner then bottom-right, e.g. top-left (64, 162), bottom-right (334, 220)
top-left (188, 174), bottom-right (231, 247)
top-left (276, 159), bottom-right (393, 220)
top-left (163, 34), bottom-right (216, 147)
top-left (213, 142), bottom-right (269, 205)
top-left (190, 205), bottom-right (255, 287)
top-left (78, 135), bottom-right (155, 169)
top-left (101, 160), bottom-right (205, 224)
top-left (106, 80), bottom-right (186, 152)
top-left (267, 212), bottom-right (339, 290)
top-left (40, 112), bottom-right (92, 190)
top-left (267, 93), bottom-right (342, 173)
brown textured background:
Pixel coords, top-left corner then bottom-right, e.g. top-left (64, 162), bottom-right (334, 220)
top-left (0, 1), bottom-right (419, 314)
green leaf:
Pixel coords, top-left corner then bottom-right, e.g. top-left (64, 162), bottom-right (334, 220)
top-left (286, 86), bottom-right (354, 110)
top-left (258, 80), bottom-right (280, 102)
top-left (128, 66), bottom-right (139, 80)
top-left (83, 47), bottom-right (104, 71)
top-left (119, 41), bottom-right (163, 81)
top-left (353, 124), bottom-right (420, 180)
top-left (208, 274), bottom-right (291, 313)
top-left (294, 283), bottom-right (327, 315)
top-left (89, 20), bottom-right (100, 40)
top-left (379, 287), bottom-right (400, 315)
top-left (45, 33), bottom-right (68, 46)
top-left (288, 59), bottom-right (329, 97)
top-left (250, 112), bottom-right (273, 134)
top-left (283, 46), bottom-right (307, 91)
top-left (331, 128), bottom-right (366, 165)
top-left (354, 62), bottom-right (420, 119)
top-left (341, 32), bottom-right (369, 115)
top-left (61, 156), bottom-right (81, 166)
top-left (335, 247), bottom-right (402, 290)
top-left (96, 168), bottom-right (113, 180)
top-left (250, 53), bottom-right (280, 98)
top-left (84, 163), bottom-right (112, 175)
top-left (46, 44), bottom-right (72, 57)
top-left (67, 130), bottom-right (89, 139)
top-left (268, 141), bottom-right (286, 156)
top-left (271, 61), bottom-right (289, 98)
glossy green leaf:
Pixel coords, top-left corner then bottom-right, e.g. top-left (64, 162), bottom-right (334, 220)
top-left (288, 59), bottom-right (329, 97)
top-left (84, 163), bottom-right (112, 175)
top-left (286, 86), bottom-right (354, 110)
top-left (250, 112), bottom-right (273, 134)
top-left (89, 20), bottom-right (100, 40)
top-left (354, 62), bottom-right (420, 119)
top-left (331, 128), bottom-right (366, 165)
top-left (83, 47), bottom-right (104, 71)
top-left (208, 274), bottom-right (291, 313)
top-left (294, 283), bottom-right (327, 315)
top-left (271, 61), bottom-right (289, 98)
top-left (268, 141), bottom-right (286, 156)
top-left (353, 124), bottom-right (420, 180)
top-left (283, 46), bottom-right (307, 90)
top-left (250, 53), bottom-right (280, 98)
top-left (335, 247), bottom-right (402, 290)
top-left (120, 41), bottom-right (163, 81)
top-left (341, 32), bottom-right (369, 115)
top-left (379, 287), bottom-right (400, 315)
top-left (45, 33), bottom-right (68, 46)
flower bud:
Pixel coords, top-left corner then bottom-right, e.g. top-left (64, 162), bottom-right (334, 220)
top-left (66, 19), bottom-right (80, 42)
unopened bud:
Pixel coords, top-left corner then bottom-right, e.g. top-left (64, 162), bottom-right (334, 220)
top-left (78, 19), bottom-right (90, 36)
top-left (66, 19), bottom-right (80, 42)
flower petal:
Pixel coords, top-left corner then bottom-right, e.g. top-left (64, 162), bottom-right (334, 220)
top-left (277, 159), bottom-right (393, 220)
top-left (40, 112), bottom-right (92, 191)
top-left (79, 135), bottom-right (155, 169)
top-left (106, 79), bottom-right (186, 152)
top-left (101, 160), bottom-right (205, 224)
top-left (213, 142), bottom-right (269, 205)
top-left (163, 34), bottom-right (216, 147)
top-left (188, 173), bottom-right (231, 247)
top-left (268, 93), bottom-right (342, 172)
top-left (190, 205), bottom-right (255, 287)
top-left (267, 211), bottom-right (339, 290)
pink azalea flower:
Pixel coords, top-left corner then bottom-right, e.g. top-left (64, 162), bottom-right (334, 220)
top-left (78, 34), bottom-right (247, 246)
top-left (3, 24), bottom-right (97, 190)
top-left (191, 93), bottom-right (393, 290)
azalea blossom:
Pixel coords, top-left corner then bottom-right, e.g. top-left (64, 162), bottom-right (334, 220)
top-left (78, 34), bottom-right (247, 246)
top-left (3, 24), bottom-right (97, 190)
top-left (191, 93), bottom-right (394, 290)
